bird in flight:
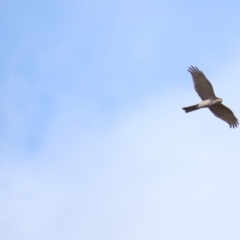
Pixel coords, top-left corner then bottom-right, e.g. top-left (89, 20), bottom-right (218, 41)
top-left (183, 66), bottom-right (238, 128)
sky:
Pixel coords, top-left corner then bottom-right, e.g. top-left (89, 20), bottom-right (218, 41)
top-left (1, 0), bottom-right (240, 239)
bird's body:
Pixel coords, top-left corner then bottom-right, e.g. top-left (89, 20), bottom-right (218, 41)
top-left (183, 66), bottom-right (238, 128)
top-left (183, 98), bottom-right (222, 112)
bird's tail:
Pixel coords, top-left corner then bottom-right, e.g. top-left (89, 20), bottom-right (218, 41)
top-left (182, 104), bottom-right (199, 113)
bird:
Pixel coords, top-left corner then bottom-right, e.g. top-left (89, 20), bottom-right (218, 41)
top-left (182, 66), bottom-right (238, 128)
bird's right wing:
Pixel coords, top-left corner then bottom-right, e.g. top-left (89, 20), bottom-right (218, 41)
top-left (188, 66), bottom-right (217, 100)
top-left (209, 103), bottom-right (239, 128)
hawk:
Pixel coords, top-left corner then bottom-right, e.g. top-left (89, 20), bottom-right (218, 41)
top-left (183, 66), bottom-right (238, 128)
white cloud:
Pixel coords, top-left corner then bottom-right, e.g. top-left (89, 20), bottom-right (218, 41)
top-left (1, 80), bottom-right (240, 239)
top-left (1, 0), bottom-right (240, 239)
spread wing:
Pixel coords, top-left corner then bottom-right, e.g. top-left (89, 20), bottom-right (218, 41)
top-left (209, 104), bottom-right (239, 128)
top-left (188, 66), bottom-right (217, 100)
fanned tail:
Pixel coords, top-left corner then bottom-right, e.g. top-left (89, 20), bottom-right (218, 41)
top-left (182, 104), bottom-right (199, 113)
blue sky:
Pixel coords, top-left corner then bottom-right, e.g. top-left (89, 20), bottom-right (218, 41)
top-left (1, 0), bottom-right (240, 239)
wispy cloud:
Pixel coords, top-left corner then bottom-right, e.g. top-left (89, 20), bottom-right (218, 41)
top-left (1, 0), bottom-right (240, 239)
top-left (1, 81), bottom-right (240, 239)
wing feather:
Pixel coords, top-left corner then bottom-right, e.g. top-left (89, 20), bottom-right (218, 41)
top-left (188, 66), bottom-right (217, 100)
top-left (209, 104), bottom-right (239, 128)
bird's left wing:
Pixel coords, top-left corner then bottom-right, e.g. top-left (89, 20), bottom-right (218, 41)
top-left (188, 66), bottom-right (217, 100)
top-left (209, 104), bottom-right (239, 128)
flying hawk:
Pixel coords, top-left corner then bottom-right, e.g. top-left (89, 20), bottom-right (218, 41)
top-left (183, 66), bottom-right (238, 128)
